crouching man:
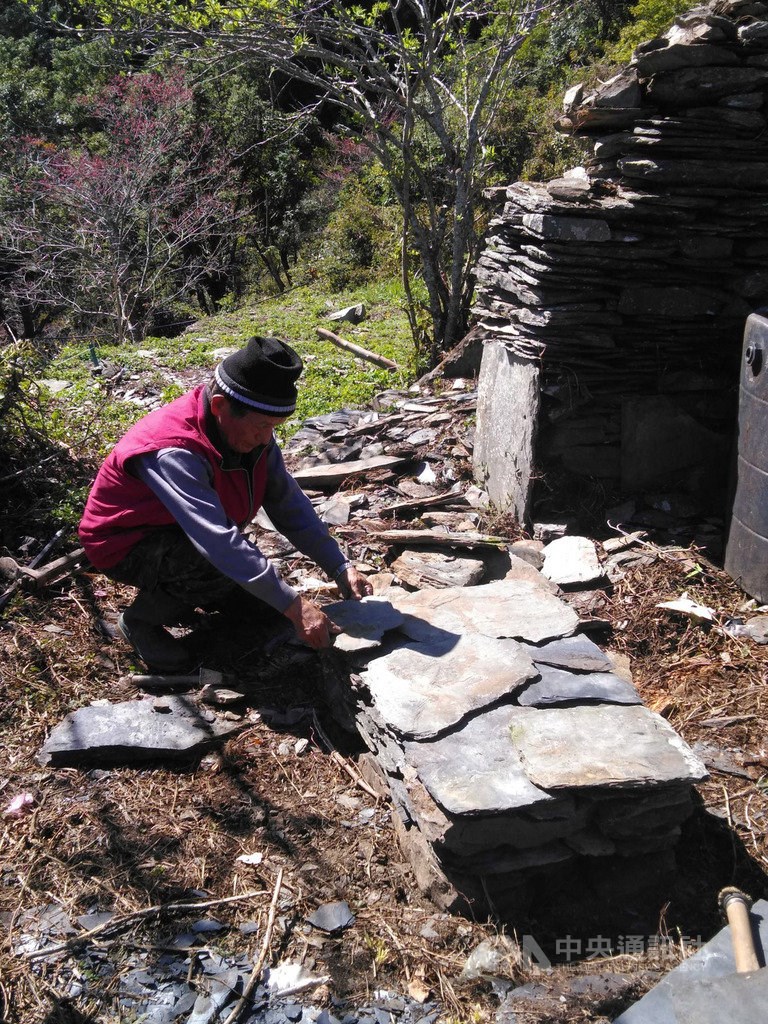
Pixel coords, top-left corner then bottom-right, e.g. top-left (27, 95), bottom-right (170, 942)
top-left (79, 335), bottom-right (371, 671)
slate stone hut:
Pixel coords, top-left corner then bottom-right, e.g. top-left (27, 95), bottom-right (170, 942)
top-left (472, 0), bottom-right (768, 522)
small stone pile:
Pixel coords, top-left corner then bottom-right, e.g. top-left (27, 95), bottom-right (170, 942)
top-left (472, 0), bottom-right (768, 510)
top-left (323, 570), bottom-right (707, 919)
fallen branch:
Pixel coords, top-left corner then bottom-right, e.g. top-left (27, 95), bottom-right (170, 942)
top-left (0, 530), bottom-right (75, 613)
top-left (24, 891), bottom-right (267, 962)
top-left (221, 868), bottom-right (283, 1024)
top-left (20, 547), bottom-right (88, 587)
top-left (317, 327), bottom-right (400, 371)
top-left (311, 711), bottom-right (381, 800)
top-left (373, 529), bottom-right (506, 550)
top-left (380, 486), bottom-right (465, 518)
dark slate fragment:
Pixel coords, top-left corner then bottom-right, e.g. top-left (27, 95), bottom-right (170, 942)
top-left (517, 664), bottom-right (642, 707)
top-left (305, 900), bottom-right (356, 933)
top-left (37, 696), bottom-right (244, 767)
top-left (316, 1012), bottom-right (343, 1024)
top-left (265, 1009), bottom-right (290, 1024)
top-left (191, 918), bottom-right (225, 933)
top-left (76, 911), bottom-right (115, 930)
top-left (523, 634), bottom-right (613, 673)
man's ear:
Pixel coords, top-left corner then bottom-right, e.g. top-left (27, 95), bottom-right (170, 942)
top-left (210, 394), bottom-right (227, 417)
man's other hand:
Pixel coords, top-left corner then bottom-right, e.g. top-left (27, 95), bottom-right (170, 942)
top-left (283, 596), bottom-right (340, 650)
top-left (336, 565), bottom-right (373, 600)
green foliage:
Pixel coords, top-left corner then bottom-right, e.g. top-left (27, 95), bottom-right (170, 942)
top-left (31, 277), bottom-right (416, 466)
top-left (608, 0), bottom-right (696, 62)
top-left (309, 177), bottom-right (401, 292)
top-left (192, 62), bottom-right (324, 298)
top-left (0, 2), bottom-right (120, 145)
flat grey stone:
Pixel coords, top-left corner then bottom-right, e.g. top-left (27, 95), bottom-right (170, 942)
top-left (508, 540), bottom-right (544, 569)
top-left (742, 614), bottom-right (768, 644)
top-left (524, 635), bottom-right (613, 673)
top-left (614, 900), bottom-right (768, 1024)
top-left (390, 580), bottom-right (579, 645)
top-left (361, 634), bottom-right (538, 739)
top-left (186, 966), bottom-right (240, 1024)
top-left (671, 970), bottom-right (768, 1024)
top-left (291, 455), bottom-right (407, 489)
top-left (473, 347), bottom-right (539, 519)
top-left (37, 697), bottom-right (244, 767)
top-left (325, 597), bottom-right (405, 653)
top-left (317, 497), bottom-right (351, 526)
top-left (327, 303), bottom-right (366, 324)
top-left (502, 553), bottom-right (557, 589)
top-left (404, 706), bottom-right (555, 816)
top-left (76, 912), bottom-right (115, 930)
top-left (391, 549), bottom-right (486, 589)
top-left (542, 536), bottom-right (603, 586)
top-left (403, 774), bottom-right (584, 854)
top-left (509, 705), bottom-right (708, 790)
top-left (305, 901), bottom-right (356, 933)
top-left (521, 213), bottom-right (611, 243)
top-left (517, 664), bottom-right (641, 707)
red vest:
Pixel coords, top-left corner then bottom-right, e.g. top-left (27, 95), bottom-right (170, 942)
top-left (79, 385), bottom-right (269, 568)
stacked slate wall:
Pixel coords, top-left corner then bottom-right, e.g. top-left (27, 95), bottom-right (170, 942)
top-left (472, 0), bottom-right (768, 521)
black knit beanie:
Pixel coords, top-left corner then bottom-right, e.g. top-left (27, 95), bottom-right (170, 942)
top-left (215, 336), bottom-right (303, 415)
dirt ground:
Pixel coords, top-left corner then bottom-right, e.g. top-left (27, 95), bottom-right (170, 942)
top-left (1, 527), bottom-right (767, 1023)
top-left (1, 369), bottom-right (767, 1023)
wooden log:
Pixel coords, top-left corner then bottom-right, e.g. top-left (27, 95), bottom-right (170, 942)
top-left (316, 327), bottom-right (400, 371)
top-left (380, 486), bottom-right (465, 518)
top-left (19, 547), bottom-right (88, 587)
top-left (373, 529), bottom-right (506, 550)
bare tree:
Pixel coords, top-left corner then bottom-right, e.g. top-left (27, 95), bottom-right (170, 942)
top-left (2, 71), bottom-right (245, 344)
top-left (71, 0), bottom-right (562, 359)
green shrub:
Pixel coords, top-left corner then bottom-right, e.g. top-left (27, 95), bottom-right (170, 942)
top-left (307, 177), bottom-right (401, 292)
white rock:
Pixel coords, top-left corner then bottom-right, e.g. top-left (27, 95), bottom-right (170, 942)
top-left (542, 536), bottom-right (603, 586)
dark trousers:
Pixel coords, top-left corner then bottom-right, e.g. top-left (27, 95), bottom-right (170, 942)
top-left (104, 527), bottom-right (236, 610)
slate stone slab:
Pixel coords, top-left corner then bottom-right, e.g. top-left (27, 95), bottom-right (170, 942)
top-left (523, 634), bottom-right (614, 673)
top-left (37, 697), bottom-right (244, 767)
top-left (404, 705), bottom-right (556, 816)
top-left (542, 536), bottom-right (603, 587)
top-left (403, 773), bottom-right (586, 854)
top-left (305, 901), bottom-right (356, 933)
top-left (614, 899), bottom-right (768, 1024)
top-left (508, 705), bottom-right (708, 790)
top-left (390, 580), bottom-right (579, 645)
top-left (391, 548), bottom-right (486, 589)
top-left (670, 970), bottom-right (768, 1024)
top-left (517, 664), bottom-right (641, 707)
top-left (291, 455), bottom-right (407, 489)
top-left (361, 634), bottom-right (538, 739)
top-left (186, 966), bottom-right (240, 1024)
top-left (325, 597), bottom-right (405, 652)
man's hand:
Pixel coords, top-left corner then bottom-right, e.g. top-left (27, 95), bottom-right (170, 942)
top-left (283, 595), bottom-right (340, 650)
top-left (336, 565), bottom-right (373, 601)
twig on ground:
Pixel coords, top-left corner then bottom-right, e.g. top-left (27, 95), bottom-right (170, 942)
top-left (221, 867), bottom-right (284, 1024)
top-left (24, 890), bottom-right (267, 962)
top-left (311, 711), bottom-right (380, 800)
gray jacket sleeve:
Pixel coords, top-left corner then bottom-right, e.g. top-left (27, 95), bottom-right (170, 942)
top-left (134, 448), bottom-right (299, 612)
top-left (261, 442), bottom-right (349, 578)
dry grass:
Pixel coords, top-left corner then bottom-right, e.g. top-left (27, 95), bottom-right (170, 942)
top-left (1, 541), bottom-right (767, 1024)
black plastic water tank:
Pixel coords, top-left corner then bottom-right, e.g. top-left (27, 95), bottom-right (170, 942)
top-left (725, 310), bottom-right (768, 603)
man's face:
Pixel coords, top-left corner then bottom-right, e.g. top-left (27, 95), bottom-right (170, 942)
top-left (211, 394), bottom-right (289, 453)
